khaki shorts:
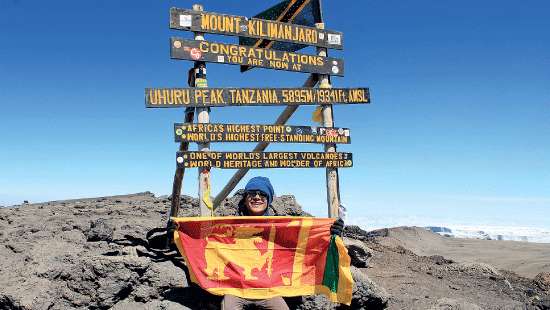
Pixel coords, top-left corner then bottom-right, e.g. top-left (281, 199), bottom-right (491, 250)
top-left (222, 295), bottom-right (289, 310)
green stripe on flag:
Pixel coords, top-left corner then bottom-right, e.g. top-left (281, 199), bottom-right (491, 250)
top-left (322, 235), bottom-right (340, 292)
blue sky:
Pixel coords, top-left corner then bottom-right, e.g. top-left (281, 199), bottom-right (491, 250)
top-left (1, 1), bottom-right (549, 228)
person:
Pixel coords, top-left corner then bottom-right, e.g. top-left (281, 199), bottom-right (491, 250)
top-left (222, 176), bottom-right (345, 310)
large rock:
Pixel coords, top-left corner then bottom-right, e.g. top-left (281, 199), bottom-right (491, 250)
top-left (429, 298), bottom-right (482, 310)
top-left (270, 195), bottom-right (308, 216)
top-left (0, 295), bottom-right (25, 310)
top-left (449, 262), bottom-right (502, 279)
top-left (294, 294), bottom-right (332, 310)
top-left (85, 218), bottom-right (114, 242)
top-left (535, 295), bottom-right (550, 310)
top-left (179, 196), bottom-right (200, 216)
top-left (535, 272), bottom-right (550, 290)
top-left (348, 266), bottom-right (389, 309)
top-left (343, 237), bottom-right (373, 268)
top-left (213, 190), bottom-right (244, 216)
top-left (293, 266), bottom-right (389, 309)
top-left (111, 300), bottom-right (192, 310)
top-left (343, 225), bottom-right (371, 241)
top-left (59, 255), bottom-right (151, 308)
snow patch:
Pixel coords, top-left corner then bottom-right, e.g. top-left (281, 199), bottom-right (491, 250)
top-left (348, 216), bottom-right (550, 244)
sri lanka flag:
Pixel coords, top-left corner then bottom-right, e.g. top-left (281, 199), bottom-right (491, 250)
top-left (172, 216), bottom-right (353, 305)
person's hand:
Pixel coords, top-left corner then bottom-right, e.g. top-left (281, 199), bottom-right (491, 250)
top-left (330, 218), bottom-right (345, 236)
top-left (167, 220), bottom-right (177, 233)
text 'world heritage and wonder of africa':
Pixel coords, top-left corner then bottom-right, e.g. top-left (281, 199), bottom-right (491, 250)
top-left (176, 152), bottom-right (353, 169)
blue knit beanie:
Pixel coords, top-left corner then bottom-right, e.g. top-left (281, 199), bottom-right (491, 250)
top-left (244, 176), bottom-right (275, 205)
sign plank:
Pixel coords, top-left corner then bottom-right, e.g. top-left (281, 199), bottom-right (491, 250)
top-left (170, 38), bottom-right (344, 76)
top-left (170, 8), bottom-right (343, 50)
top-left (145, 87), bottom-right (369, 107)
top-left (176, 152), bottom-right (353, 169)
top-left (174, 123), bottom-right (351, 144)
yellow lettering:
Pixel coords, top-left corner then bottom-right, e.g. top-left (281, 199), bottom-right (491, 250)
top-left (229, 45), bottom-right (238, 56)
top-left (268, 22), bottom-right (278, 39)
top-left (224, 16), bottom-right (233, 32)
top-left (316, 56), bottom-right (323, 66)
top-left (284, 25), bottom-right (292, 40)
top-left (220, 43), bottom-right (229, 55)
top-left (248, 48), bottom-right (256, 58)
top-left (298, 28), bottom-right (305, 42)
top-left (282, 53), bottom-right (289, 62)
top-left (149, 89), bottom-right (157, 105)
top-left (174, 89), bottom-right (182, 104)
top-left (210, 42), bottom-right (219, 53)
top-left (248, 20), bottom-right (256, 35)
top-left (234, 17), bottom-right (242, 32)
top-left (242, 90), bottom-right (251, 103)
top-left (200, 14), bottom-right (210, 30)
top-left (238, 46), bottom-right (246, 57)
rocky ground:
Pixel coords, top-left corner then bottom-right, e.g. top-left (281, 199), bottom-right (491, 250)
top-left (361, 227), bottom-right (550, 309)
top-left (1, 192), bottom-right (549, 309)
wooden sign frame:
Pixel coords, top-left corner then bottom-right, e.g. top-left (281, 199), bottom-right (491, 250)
top-left (170, 38), bottom-right (344, 76)
top-left (170, 8), bottom-right (344, 50)
top-left (174, 123), bottom-right (351, 144)
top-left (176, 151), bottom-right (353, 169)
top-left (145, 87), bottom-right (369, 107)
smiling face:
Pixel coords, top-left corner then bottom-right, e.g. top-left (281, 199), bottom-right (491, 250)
top-left (245, 191), bottom-right (268, 216)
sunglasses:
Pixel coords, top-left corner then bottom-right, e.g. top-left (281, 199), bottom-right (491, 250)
top-left (245, 190), bottom-right (268, 199)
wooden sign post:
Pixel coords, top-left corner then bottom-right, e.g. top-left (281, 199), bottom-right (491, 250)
top-left (169, 104), bottom-right (194, 230)
top-left (316, 22), bottom-right (340, 218)
top-left (189, 4), bottom-right (214, 217)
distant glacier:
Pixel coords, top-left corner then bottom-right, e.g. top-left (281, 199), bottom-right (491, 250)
top-left (431, 225), bottom-right (550, 243)
top-left (348, 216), bottom-right (550, 244)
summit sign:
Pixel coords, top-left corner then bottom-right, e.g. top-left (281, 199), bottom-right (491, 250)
top-left (176, 151), bottom-right (353, 169)
top-left (170, 38), bottom-right (344, 76)
top-left (170, 8), bottom-right (343, 50)
top-left (146, 1), bottom-right (373, 221)
top-left (173, 123), bottom-right (351, 144)
top-left (145, 87), bottom-right (370, 107)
